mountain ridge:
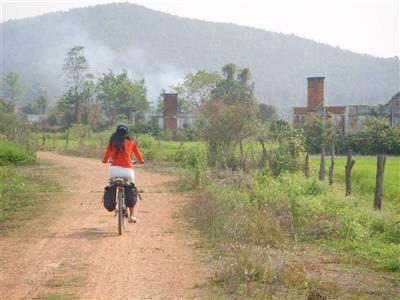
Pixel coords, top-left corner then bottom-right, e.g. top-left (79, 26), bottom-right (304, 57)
top-left (2, 2), bottom-right (399, 111)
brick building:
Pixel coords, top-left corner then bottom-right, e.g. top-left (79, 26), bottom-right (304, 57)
top-left (130, 93), bottom-right (195, 130)
top-left (293, 77), bottom-right (400, 135)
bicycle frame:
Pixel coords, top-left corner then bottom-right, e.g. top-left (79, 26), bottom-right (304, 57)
top-left (110, 178), bottom-right (129, 235)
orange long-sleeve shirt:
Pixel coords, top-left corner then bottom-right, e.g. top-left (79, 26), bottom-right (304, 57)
top-left (102, 139), bottom-right (144, 168)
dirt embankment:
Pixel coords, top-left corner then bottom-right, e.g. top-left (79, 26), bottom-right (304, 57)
top-left (1, 152), bottom-right (210, 300)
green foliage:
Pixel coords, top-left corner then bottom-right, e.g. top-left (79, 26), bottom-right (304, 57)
top-left (1, 72), bottom-right (25, 112)
top-left (213, 64), bottom-right (255, 104)
top-left (129, 120), bottom-right (161, 137)
top-left (23, 96), bottom-right (48, 114)
top-left (175, 125), bottom-right (197, 141)
top-left (171, 69), bottom-right (221, 112)
top-left (69, 124), bottom-right (93, 141)
top-left (195, 65), bottom-right (258, 169)
top-left (61, 46), bottom-right (91, 125)
top-left (175, 144), bottom-right (207, 187)
top-left (311, 155), bottom-right (400, 203)
top-left (0, 163), bottom-right (60, 223)
top-left (266, 120), bottom-right (306, 176)
top-left (187, 163), bottom-right (400, 278)
top-left (0, 142), bottom-right (36, 165)
top-left (307, 116), bottom-right (400, 155)
top-left (135, 134), bottom-right (156, 148)
top-left (97, 70), bottom-right (149, 121)
top-left (353, 117), bottom-right (400, 155)
top-left (258, 103), bottom-right (277, 122)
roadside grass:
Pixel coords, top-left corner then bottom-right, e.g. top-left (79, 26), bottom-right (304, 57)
top-left (33, 293), bottom-right (78, 300)
top-left (183, 166), bottom-right (400, 299)
top-left (36, 132), bottom-right (203, 163)
top-left (0, 160), bottom-right (62, 234)
top-left (311, 155), bottom-right (400, 202)
top-left (0, 141), bottom-right (36, 165)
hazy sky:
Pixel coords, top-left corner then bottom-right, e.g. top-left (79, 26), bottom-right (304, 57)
top-left (1, 0), bottom-right (399, 58)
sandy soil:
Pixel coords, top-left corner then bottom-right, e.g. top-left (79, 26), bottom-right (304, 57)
top-left (1, 152), bottom-right (210, 300)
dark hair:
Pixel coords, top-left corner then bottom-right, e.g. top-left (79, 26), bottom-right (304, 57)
top-left (108, 131), bottom-right (131, 155)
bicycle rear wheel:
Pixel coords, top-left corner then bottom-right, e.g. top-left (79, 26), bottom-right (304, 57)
top-left (117, 189), bottom-right (123, 235)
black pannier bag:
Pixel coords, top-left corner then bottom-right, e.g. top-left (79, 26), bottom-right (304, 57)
top-left (103, 185), bottom-right (117, 212)
top-left (124, 184), bottom-right (138, 207)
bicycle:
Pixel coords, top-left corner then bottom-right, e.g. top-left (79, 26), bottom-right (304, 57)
top-left (108, 160), bottom-right (142, 235)
top-left (109, 177), bottom-right (130, 235)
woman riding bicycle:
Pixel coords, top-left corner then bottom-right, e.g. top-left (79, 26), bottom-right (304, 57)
top-left (102, 124), bottom-right (144, 223)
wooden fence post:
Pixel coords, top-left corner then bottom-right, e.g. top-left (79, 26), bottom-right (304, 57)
top-left (328, 140), bottom-right (335, 185)
top-left (304, 152), bottom-right (310, 178)
top-left (65, 130), bottom-right (69, 149)
top-left (42, 133), bottom-right (46, 147)
top-left (319, 144), bottom-right (325, 181)
top-left (345, 150), bottom-right (355, 196)
top-left (374, 155), bottom-right (386, 210)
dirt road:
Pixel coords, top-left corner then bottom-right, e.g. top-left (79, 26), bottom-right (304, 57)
top-left (1, 152), bottom-right (210, 300)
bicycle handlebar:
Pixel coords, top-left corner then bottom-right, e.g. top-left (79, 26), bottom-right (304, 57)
top-left (108, 160), bottom-right (138, 165)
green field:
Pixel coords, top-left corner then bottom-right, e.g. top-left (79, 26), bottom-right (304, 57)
top-left (311, 155), bottom-right (400, 203)
top-left (32, 131), bottom-right (399, 202)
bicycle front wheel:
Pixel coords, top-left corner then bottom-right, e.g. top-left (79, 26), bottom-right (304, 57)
top-left (117, 189), bottom-right (123, 235)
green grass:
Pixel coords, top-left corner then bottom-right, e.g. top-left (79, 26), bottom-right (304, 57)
top-left (0, 141), bottom-right (36, 165)
top-left (311, 155), bottom-right (400, 203)
top-left (34, 293), bottom-right (78, 300)
top-left (0, 164), bottom-right (61, 223)
top-left (184, 163), bottom-right (400, 299)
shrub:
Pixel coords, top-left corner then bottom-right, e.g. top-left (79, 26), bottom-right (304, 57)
top-left (135, 134), bottom-right (156, 149)
top-left (0, 142), bottom-right (36, 165)
top-left (175, 144), bottom-right (208, 187)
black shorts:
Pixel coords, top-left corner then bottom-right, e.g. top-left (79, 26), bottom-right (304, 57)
top-left (124, 185), bottom-right (138, 208)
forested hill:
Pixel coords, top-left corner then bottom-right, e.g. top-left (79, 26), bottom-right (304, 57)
top-left (2, 2), bottom-right (399, 110)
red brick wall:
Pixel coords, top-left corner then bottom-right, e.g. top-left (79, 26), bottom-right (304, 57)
top-left (164, 93), bottom-right (178, 130)
top-left (307, 77), bottom-right (324, 109)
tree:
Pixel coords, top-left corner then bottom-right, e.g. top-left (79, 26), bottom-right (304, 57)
top-left (62, 46), bottom-right (90, 123)
top-left (198, 99), bottom-right (257, 168)
top-left (258, 103), bottom-right (277, 122)
top-left (96, 70), bottom-right (149, 121)
top-left (1, 72), bottom-right (25, 113)
top-left (213, 63), bottom-right (255, 104)
top-left (80, 80), bottom-right (102, 129)
top-left (196, 64), bottom-right (258, 168)
top-left (24, 96), bottom-right (48, 114)
top-left (304, 114), bottom-right (340, 153)
top-left (355, 117), bottom-right (400, 155)
top-left (171, 70), bottom-right (221, 112)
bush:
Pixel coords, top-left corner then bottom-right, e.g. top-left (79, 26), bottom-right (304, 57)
top-left (135, 134), bottom-right (156, 149)
top-left (175, 144), bottom-right (207, 187)
top-left (0, 142), bottom-right (36, 165)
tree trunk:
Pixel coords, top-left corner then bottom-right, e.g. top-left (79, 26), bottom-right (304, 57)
top-left (328, 141), bottom-right (335, 185)
top-left (258, 137), bottom-right (267, 166)
top-left (374, 155), bottom-right (386, 210)
top-left (74, 90), bottom-right (79, 124)
top-left (304, 152), bottom-right (310, 178)
top-left (345, 150), bottom-right (355, 196)
top-left (319, 144), bottom-right (325, 181)
top-left (239, 140), bottom-right (244, 169)
top-left (52, 132), bottom-right (56, 148)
